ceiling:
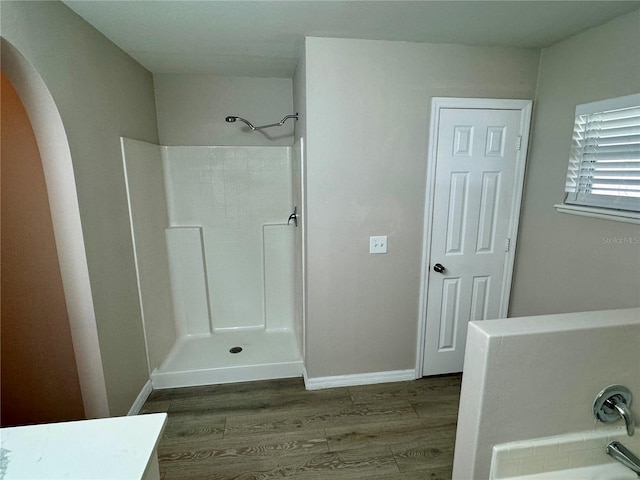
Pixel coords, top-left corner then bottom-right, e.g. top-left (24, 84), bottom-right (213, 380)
top-left (63, 1), bottom-right (640, 78)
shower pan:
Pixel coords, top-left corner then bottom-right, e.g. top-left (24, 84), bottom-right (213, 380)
top-left (121, 138), bottom-right (304, 389)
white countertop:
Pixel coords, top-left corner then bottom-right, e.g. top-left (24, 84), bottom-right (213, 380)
top-left (0, 413), bottom-right (167, 479)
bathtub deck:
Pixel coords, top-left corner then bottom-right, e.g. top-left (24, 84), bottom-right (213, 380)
top-left (150, 329), bottom-right (303, 389)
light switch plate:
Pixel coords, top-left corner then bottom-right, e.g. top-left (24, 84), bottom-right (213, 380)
top-left (369, 235), bottom-right (387, 254)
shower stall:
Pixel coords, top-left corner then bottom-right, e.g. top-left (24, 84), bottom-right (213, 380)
top-left (121, 136), bottom-right (304, 389)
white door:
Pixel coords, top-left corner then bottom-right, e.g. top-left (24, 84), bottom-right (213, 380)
top-left (421, 100), bottom-right (531, 376)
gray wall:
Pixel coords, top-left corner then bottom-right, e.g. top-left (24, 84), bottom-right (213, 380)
top-left (1, 1), bottom-right (158, 415)
top-left (154, 74), bottom-right (294, 146)
top-left (510, 10), bottom-right (640, 317)
top-left (303, 37), bottom-right (540, 379)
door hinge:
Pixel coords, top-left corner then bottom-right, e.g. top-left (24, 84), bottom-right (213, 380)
top-left (516, 136), bottom-right (522, 151)
top-left (505, 237), bottom-right (511, 252)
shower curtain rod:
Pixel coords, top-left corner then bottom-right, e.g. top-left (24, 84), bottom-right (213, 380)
top-left (224, 113), bottom-right (298, 131)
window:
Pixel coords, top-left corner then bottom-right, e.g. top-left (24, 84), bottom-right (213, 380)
top-left (564, 93), bottom-right (640, 214)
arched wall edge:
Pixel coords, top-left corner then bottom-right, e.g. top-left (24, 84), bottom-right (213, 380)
top-left (1, 37), bottom-right (110, 418)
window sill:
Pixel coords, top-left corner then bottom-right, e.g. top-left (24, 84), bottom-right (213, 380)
top-left (554, 204), bottom-right (640, 224)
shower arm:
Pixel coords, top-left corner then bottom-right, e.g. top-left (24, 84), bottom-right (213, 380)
top-left (225, 114), bottom-right (298, 131)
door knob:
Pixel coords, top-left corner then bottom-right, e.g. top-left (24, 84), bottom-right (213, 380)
top-left (433, 263), bottom-right (445, 273)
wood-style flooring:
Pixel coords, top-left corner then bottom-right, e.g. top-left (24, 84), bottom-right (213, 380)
top-left (141, 374), bottom-right (461, 479)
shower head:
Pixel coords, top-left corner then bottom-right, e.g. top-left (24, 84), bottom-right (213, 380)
top-left (225, 115), bottom-right (256, 130)
top-left (224, 113), bottom-right (298, 132)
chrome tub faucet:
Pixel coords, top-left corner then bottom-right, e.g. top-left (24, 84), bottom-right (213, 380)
top-left (607, 441), bottom-right (640, 477)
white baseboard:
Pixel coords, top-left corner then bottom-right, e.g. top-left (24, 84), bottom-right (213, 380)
top-left (304, 369), bottom-right (416, 390)
top-left (128, 379), bottom-right (153, 416)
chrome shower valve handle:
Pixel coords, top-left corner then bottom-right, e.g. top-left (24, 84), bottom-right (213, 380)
top-left (594, 385), bottom-right (635, 436)
top-left (287, 206), bottom-right (298, 227)
top-left (605, 397), bottom-right (635, 437)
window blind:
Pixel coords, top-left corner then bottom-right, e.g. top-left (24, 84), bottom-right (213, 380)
top-left (565, 93), bottom-right (640, 212)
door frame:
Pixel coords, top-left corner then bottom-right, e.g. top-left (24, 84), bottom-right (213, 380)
top-left (415, 97), bottom-right (533, 378)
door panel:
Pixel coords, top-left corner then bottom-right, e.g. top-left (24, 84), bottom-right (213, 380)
top-left (423, 107), bottom-right (524, 376)
top-left (477, 172), bottom-right (501, 252)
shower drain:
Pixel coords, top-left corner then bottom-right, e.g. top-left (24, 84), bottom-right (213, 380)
top-left (229, 346), bottom-right (243, 354)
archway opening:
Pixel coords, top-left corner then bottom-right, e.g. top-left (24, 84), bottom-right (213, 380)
top-left (1, 38), bottom-right (109, 419)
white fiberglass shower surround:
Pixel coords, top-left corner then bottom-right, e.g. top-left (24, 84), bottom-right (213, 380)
top-left (122, 138), bottom-right (304, 389)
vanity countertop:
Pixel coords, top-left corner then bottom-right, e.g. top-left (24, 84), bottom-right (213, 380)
top-left (0, 413), bottom-right (167, 480)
